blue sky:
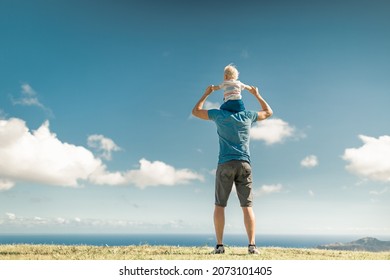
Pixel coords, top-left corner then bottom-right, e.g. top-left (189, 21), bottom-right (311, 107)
top-left (0, 0), bottom-right (389, 237)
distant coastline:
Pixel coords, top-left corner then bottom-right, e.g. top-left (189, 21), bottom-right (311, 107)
top-left (317, 237), bottom-right (390, 252)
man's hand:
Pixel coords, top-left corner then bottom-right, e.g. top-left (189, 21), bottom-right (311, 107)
top-left (192, 86), bottom-right (214, 120)
top-left (206, 85), bottom-right (214, 95)
top-left (210, 85), bottom-right (221, 92)
top-left (248, 86), bottom-right (260, 96)
top-left (249, 86), bottom-right (273, 121)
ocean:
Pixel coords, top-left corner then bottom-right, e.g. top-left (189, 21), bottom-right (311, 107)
top-left (1, 234), bottom-right (383, 248)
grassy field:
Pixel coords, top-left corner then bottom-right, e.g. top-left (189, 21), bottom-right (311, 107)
top-left (0, 244), bottom-right (389, 260)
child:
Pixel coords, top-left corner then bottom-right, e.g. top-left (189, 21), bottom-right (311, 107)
top-left (211, 64), bottom-right (252, 113)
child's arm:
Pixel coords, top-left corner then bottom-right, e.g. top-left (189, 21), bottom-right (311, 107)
top-left (243, 83), bottom-right (253, 91)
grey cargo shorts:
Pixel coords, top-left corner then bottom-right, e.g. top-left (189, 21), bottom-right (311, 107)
top-left (215, 160), bottom-right (253, 207)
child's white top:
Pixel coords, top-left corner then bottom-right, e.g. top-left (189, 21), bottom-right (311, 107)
top-left (219, 80), bottom-right (248, 102)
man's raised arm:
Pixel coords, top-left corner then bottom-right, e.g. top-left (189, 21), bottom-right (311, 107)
top-left (249, 86), bottom-right (273, 121)
top-left (192, 85), bottom-right (214, 120)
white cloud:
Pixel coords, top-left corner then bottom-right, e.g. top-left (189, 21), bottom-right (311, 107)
top-left (0, 117), bottom-right (203, 189)
top-left (87, 134), bottom-right (121, 160)
top-left (0, 118), bottom-right (100, 187)
top-left (0, 109), bottom-right (6, 119)
top-left (254, 184), bottom-right (283, 196)
top-left (90, 158), bottom-right (204, 189)
top-left (308, 190), bottom-right (315, 197)
top-left (13, 84), bottom-right (41, 106)
top-left (188, 100), bottom-right (221, 119)
top-left (11, 84), bottom-right (53, 116)
top-left (301, 155), bottom-right (319, 168)
top-left (204, 100), bottom-right (221, 110)
top-left (343, 135), bottom-right (390, 182)
top-left (369, 187), bottom-right (389, 196)
top-left (250, 118), bottom-right (296, 145)
top-left (1, 213), bottom-right (195, 232)
top-left (33, 217), bottom-right (47, 225)
top-left (0, 179), bottom-right (15, 191)
top-left (56, 217), bottom-right (67, 224)
top-left (6, 213), bottom-right (16, 220)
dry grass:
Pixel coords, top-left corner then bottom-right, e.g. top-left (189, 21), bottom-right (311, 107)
top-left (0, 245), bottom-right (389, 260)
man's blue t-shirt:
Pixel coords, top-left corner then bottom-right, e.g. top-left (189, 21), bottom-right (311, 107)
top-left (208, 109), bottom-right (258, 164)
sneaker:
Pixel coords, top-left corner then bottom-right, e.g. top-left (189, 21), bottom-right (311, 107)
top-left (248, 244), bottom-right (259, 254)
top-left (212, 244), bottom-right (225, 254)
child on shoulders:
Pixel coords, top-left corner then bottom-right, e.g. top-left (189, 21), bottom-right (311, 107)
top-left (211, 64), bottom-right (253, 113)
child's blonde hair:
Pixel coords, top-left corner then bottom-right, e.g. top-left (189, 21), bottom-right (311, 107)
top-left (224, 64), bottom-right (239, 80)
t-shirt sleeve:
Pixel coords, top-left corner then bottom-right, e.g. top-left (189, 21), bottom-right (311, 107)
top-left (240, 81), bottom-right (249, 89)
top-left (208, 109), bottom-right (219, 121)
top-left (249, 110), bottom-right (258, 123)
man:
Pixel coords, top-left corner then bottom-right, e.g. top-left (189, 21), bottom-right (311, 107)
top-left (192, 85), bottom-right (273, 254)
